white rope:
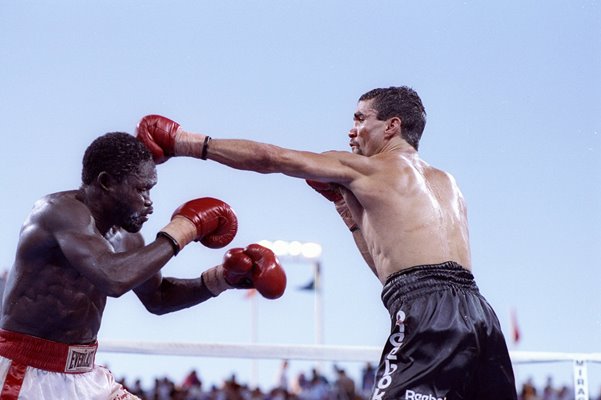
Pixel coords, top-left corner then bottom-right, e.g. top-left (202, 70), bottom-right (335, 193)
top-left (510, 351), bottom-right (601, 364)
top-left (99, 341), bottom-right (381, 362)
top-left (98, 340), bottom-right (601, 364)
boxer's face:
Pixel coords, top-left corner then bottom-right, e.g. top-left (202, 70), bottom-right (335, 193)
top-left (112, 160), bottom-right (157, 233)
top-left (349, 99), bottom-right (387, 156)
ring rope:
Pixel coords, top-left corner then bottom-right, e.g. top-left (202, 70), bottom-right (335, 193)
top-left (98, 340), bottom-right (601, 364)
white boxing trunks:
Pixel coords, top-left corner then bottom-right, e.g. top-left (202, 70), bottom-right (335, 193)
top-left (0, 329), bottom-right (139, 400)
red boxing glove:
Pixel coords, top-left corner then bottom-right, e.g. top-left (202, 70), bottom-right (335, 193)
top-left (214, 244), bottom-right (286, 299)
top-left (306, 180), bottom-right (342, 202)
top-left (244, 244), bottom-right (287, 299)
top-left (306, 180), bottom-right (358, 232)
top-left (159, 197), bottom-right (238, 254)
top-left (221, 248), bottom-right (254, 288)
top-left (137, 114), bottom-right (180, 164)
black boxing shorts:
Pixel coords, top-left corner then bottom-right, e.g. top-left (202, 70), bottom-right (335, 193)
top-left (370, 261), bottom-right (517, 400)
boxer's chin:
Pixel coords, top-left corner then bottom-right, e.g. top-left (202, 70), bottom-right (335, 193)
top-left (122, 216), bottom-right (144, 233)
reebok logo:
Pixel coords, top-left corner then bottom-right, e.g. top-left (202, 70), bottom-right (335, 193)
top-left (405, 389), bottom-right (446, 400)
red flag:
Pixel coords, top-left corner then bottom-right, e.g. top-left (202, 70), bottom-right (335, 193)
top-left (510, 308), bottom-right (521, 344)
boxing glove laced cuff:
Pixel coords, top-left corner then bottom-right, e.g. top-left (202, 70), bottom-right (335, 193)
top-left (201, 266), bottom-right (233, 297)
top-left (200, 136), bottom-right (211, 160)
top-left (174, 130), bottom-right (208, 159)
top-left (159, 216), bottom-right (198, 254)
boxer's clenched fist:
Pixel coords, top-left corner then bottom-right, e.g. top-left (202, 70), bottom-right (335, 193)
top-left (306, 179), bottom-right (343, 202)
top-left (306, 179), bottom-right (358, 232)
top-left (202, 244), bottom-right (286, 299)
top-left (136, 115), bottom-right (180, 164)
top-left (158, 197), bottom-right (238, 255)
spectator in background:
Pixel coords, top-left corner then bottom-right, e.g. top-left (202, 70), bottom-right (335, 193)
top-left (148, 376), bottom-right (177, 400)
top-left (205, 385), bottom-right (221, 400)
top-left (297, 369), bottom-right (330, 400)
top-left (333, 365), bottom-right (356, 400)
top-left (182, 370), bottom-right (202, 391)
top-left (290, 371), bottom-right (308, 396)
top-left (181, 369), bottom-right (204, 400)
top-left (542, 376), bottom-right (557, 400)
top-left (554, 386), bottom-right (571, 400)
top-left (360, 363), bottom-right (375, 398)
top-left (129, 379), bottom-right (146, 399)
top-left (222, 374), bottom-right (245, 400)
top-left (519, 378), bottom-right (541, 400)
top-left (310, 368), bottom-right (328, 386)
top-left (274, 359), bottom-right (290, 392)
top-left (249, 387), bottom-right (265, 400)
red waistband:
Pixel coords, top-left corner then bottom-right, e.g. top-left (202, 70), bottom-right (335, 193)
top-left (0, 329), bottom-right (97, 374)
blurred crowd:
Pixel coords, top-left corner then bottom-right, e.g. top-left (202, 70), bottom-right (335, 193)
top-left (112, 361), bottom-right (601, 400)
top-left (117, 361), bottom-right (369, 400)
top-left (517, 376), bottom-right (600, 400)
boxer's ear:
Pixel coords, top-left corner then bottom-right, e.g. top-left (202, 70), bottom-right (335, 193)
top-left (96, 171), bottom-right (114, 192)
top-left (384, 116), bottom-right (401, 139)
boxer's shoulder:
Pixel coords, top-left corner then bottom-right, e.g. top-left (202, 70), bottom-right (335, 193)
top-left (26, 190), bottom-right (94, 234)
top-left (31, 190), bottom-right (86, 214)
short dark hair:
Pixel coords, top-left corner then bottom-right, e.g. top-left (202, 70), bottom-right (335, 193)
top-left (359, 86), bottom-right (426, 150)
top-left (82, 132), bottom-right (153, 185)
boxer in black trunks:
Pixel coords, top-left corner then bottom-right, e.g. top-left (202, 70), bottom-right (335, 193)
top-left (136, 86), bottom-right (517, 399)
top-left (375, 262), bottom-right (515, 399)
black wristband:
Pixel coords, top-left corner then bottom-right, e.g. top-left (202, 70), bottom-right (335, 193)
top-left (200, 136), bottom-right (211, 160)
top-left (156, 231), bottom-right (180, 256)
top-left (350, 225), bottom-right (360, 232)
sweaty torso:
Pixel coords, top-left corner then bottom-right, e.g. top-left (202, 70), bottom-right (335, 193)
top-left (0, 191), bottom-right (135, 344)
top-left (345, 152), bottom-right (471, 284)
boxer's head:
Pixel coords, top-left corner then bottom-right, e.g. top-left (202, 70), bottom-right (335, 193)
top-left (82, 132), bottom-right (156, 232)
top-left (359, 86), bottom-right (426, 150)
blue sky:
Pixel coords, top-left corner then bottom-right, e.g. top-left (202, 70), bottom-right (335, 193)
top-left (1, 0), bottom-right (600, 393)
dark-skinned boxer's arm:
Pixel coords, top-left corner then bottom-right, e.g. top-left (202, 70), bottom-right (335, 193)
top-left (53, 196), bottom-right (236, 297)
top-left (134, 243), bottom-right (286, 314)
top-left (132, 198), bottom-right (240, 312)
top-left (133, 273), bottom-right (216, 315)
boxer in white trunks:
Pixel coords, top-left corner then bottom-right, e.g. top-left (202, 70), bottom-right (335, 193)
top-left (0, 132), bottom-right (285, 399)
